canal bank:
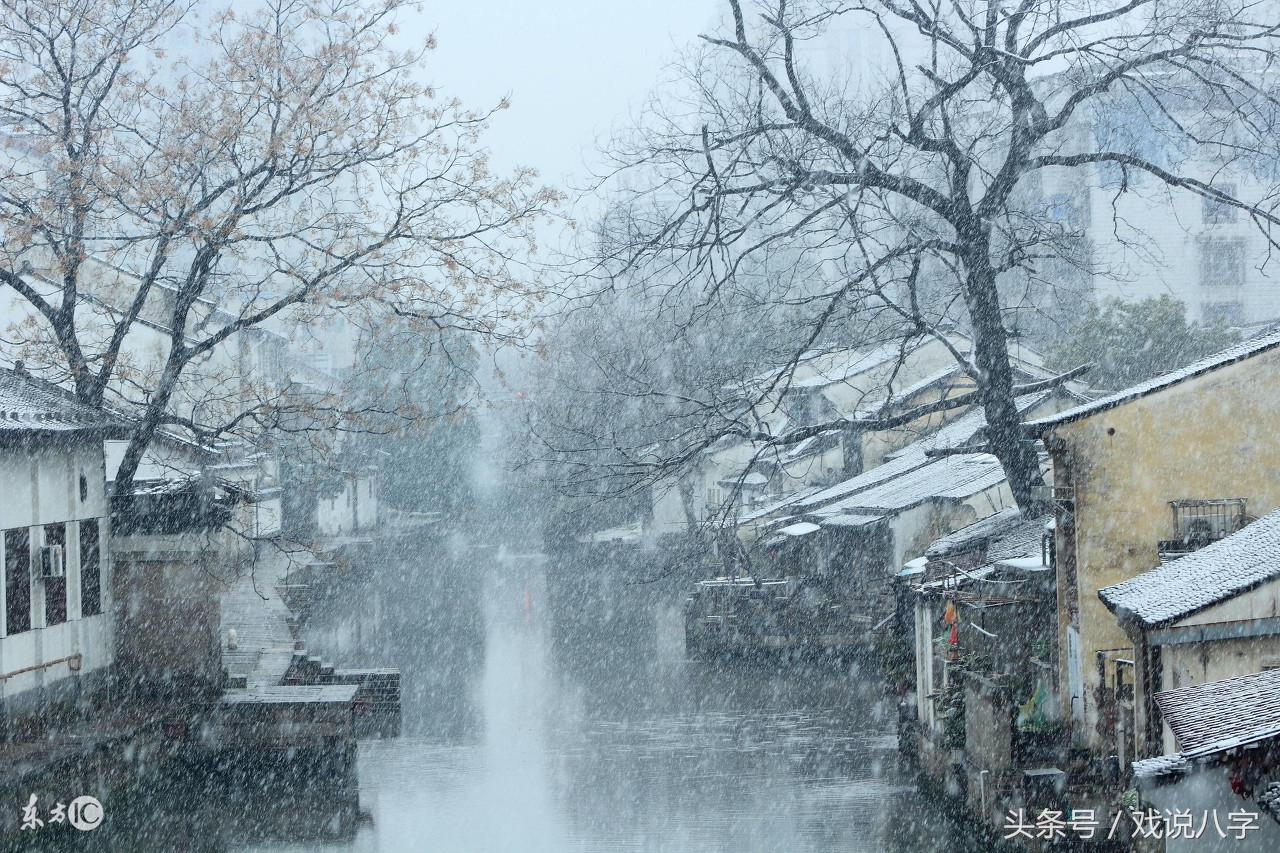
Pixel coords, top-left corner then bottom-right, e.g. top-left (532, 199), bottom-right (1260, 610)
top-left (8, 539), bottom-right (1046, 851)
top-left (255, 545), bottom-right (1018, 852)
top-left (1, 537), bottom-right (402, 852)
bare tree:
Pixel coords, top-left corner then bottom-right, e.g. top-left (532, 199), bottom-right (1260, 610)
top-left (0, 0), bottom-right (558, 494)
top-left (520, 259), bottom-right (832, 518)
top-left (587, 0), bottom-right (1280, 512)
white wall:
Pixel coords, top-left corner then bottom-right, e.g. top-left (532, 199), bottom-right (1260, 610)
top-left (0, 436), bottom-right (113, 704)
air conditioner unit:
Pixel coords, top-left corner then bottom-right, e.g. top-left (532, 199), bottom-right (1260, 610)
top-left (38, 545), bottom-right (65, 580)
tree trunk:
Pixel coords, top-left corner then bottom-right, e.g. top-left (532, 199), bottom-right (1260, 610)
top-left (962, 233), bottom-right (1048, 517)
top-left (112, 361), bottom-right (184, 498)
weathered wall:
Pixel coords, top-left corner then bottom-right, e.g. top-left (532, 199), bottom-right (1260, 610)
top-left (1047, 347), bottom-right (1280, 750)
top-left (0, 439), bottom-right (108, 529)
top-left (111, 532), bottom-right (244, 700)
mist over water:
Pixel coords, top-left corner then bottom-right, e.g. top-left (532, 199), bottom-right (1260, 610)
top-left (27, 522), bottom-right (996, 853)
top-left (213, 540), bottom-right (943, 853)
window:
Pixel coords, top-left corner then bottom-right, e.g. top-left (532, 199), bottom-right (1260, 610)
top-left (1202, 184), bottom-right (1238, 224)
top-left (80, 519), bottom-right (102, 618)
top-left (1203, 301), bottom-right (1244, 326)
top-left (1171, 499), bottom-right (1246, 542)
top-left (1158, 498), bottom-right (1246, 561)
top-left (706, 488), bottom-right (723, 511)
top-left (1199, 238), bottom-right (1246, 289)
top-left (784, 390), bottom-right (814, 426)
top-left (1046, 194), bottom-right (1080, 228)
top-left (4, 529), bottom-right (31, 635)
top-left (44, 523), bottom-right (67, 626)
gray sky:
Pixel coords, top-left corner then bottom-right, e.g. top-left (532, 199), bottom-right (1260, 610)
top-left (415, 2), bottom-right (721, 191)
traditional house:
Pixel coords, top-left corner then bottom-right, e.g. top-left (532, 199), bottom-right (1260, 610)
top-left (0, 367), bottom-right (124, 732)
top-left (1099, 508), bottom-right (1280, 757)
top-left (1030, 329), bottom-right (1280, 769)
top-left (907, 510), bottom-right (1057, 825)
top-left (648, 332), bottom-right (1069, 538)
top-left (1133, 669), bottom-right (1280, 851)
top-left (684, 390), bottom-right (1076, 656)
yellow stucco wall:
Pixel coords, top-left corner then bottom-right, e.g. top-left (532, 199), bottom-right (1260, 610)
top-left (1160, 637), bottom-right (1280, 754)
top-left (1046, 346), bottom-right (1280, 748)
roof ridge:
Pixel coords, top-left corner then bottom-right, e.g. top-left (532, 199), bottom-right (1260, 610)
top-left (1031, 329), bottom-right (1280, 430)
top-left (1100, 507), bottom-right (1280, 628)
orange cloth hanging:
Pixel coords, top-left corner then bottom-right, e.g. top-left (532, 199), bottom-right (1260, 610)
top-left (943, 600), bottom-right (957, 626)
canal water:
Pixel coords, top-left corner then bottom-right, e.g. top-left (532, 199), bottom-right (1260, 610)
top-left (257, 543), bottom-right (972, 853)
top-left (63, 541), bottom-right (983, 852)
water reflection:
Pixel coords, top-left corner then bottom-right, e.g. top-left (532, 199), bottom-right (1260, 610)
top-left (277, 545), bottom-right (913, 852)
top-left (44, 541), bottom-right (970, 852)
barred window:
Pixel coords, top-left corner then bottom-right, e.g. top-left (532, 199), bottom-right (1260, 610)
top-left (1199, 238), bottom-right (1246, 289)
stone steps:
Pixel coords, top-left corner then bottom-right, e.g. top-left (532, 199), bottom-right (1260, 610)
top-left (219, 546), bottom-right (399, 737)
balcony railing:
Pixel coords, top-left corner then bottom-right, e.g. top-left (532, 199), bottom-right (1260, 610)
top-left (1158, 498), bottom-right (1247, 562)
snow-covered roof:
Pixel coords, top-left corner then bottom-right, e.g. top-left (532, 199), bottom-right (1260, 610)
top-left (914, 512), bottom-right (1051, 592)
top-left (849, 365), bottom-right (965, 417)
top-left (735, 339), bottom-right (907, 392)
top-left (753, 405), bottom-right (993, 521)
top-left (1132, 753), bottom-right (1191, 781)
top-left (0, 367), bottom-right (125, 436)
top-left (987, 521), bottom-right (1051, 566)
top-left (760, 520), bottom-right (824, 548)
top-left (740, 484), bottom-right (827, 524)
top-left (821, 513), bottom-right (884, 528)
top-left (814, 452), bottom-right (1008, 516)
top-left (781, 430), bottom-right (841, 463)
top-left (1154, 667), bottom-right (1280, 759)
top-left (789, 341), bottom-right (914, 389)
top-left (777, 521), bottom-right (821, 537)
top-left (926, 507), bottom-right (1024, 559)
top-left (1030, 329), bottom-right (1280, 431)
top-left (740, 389), bottom-right (1050, 527)
top-left (718, 470), bottom-right (769, 489)
top-left (1099, 509), bottom-right (1280, 629)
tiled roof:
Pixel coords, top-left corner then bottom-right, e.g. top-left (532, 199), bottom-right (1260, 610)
top-left (0, 368), bottom-right (123, 435)
top-left (743, 406), bottom-right (994, 525)
top-left (741, 390), bottom-right (1056, 527)
top-left (1029, 329), bottom-right (1280, 430)
top-left (1099, 509), bottom-right (1280, 628)
top-left (926, 507), bottom-right (1025, 559)
top-left (812, 451), bottom-right (1008, 516)
top-left (916, 512), bottom-right (1050, 592)
top-left (1154, 667), bottom-right (1280, 759)
top-left (791, 341), bottom-right (910, 388)
top-left (988, 521), bottom-right (1050, 564)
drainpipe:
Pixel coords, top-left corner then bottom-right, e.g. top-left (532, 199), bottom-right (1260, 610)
top-left (979, 768), bottom-right (989, 825)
